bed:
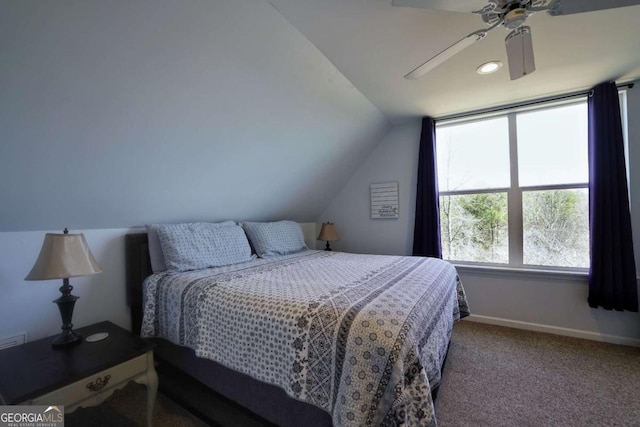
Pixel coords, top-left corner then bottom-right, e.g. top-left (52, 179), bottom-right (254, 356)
top-left (125, 222), bottom-right (469, 427)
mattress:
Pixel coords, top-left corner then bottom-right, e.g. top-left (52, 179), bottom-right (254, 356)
top-left (141, 250), bottom-right (469, 426)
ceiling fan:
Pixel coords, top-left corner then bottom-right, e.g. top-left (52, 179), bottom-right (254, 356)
top-left (393, 0), bottom-right (640, 80)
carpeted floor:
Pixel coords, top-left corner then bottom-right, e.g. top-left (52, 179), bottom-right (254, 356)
top-left (66, 320), bottom-right (640, 426)
top-left (65, 364), bottom-right (270, 427)
top-left (435, 320), bottom-right (640, 427)
top-left (65, 382), bottom-right (209, 427)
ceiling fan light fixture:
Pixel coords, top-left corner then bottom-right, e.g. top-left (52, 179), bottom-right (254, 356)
top-left (476, 60), bottom-right (503, 74)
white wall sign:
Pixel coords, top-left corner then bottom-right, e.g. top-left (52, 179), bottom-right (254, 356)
top-left (371, 182), bottom-right (399, 218)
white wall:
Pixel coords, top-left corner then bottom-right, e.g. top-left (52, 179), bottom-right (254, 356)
top-left (321, 83), bottom-right (640, 345)
top-left (0, 224), bottom-right (318, 342)
top-left (0, 0), bottom-right (388, 232)
top-left (318, 123), bottom-right (421, 255)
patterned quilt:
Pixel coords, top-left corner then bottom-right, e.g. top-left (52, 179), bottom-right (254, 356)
top-left (141, 250), bottom-right (469, 426)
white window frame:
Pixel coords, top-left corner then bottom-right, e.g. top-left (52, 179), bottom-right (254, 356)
top-left (437, 98), bottom-right (590, 273)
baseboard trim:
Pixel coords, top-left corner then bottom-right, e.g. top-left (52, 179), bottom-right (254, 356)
top-left (464, 314), bottom-right (640, 348)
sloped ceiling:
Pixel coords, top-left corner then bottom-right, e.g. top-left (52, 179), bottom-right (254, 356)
top-left (269, 0), bottom-right (640, 121)
top-left (4, 1), bottom-right (639, 231)
top-left (0, 0), bottom-right (388, 231)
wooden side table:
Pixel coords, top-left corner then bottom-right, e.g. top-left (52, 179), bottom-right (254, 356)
top-left (0, 321), bottom-right (157, 427)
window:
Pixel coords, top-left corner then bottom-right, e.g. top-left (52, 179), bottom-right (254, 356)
top-left (436, 100), bottom-right (589, 269)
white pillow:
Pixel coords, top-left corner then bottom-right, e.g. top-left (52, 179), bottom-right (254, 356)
top-left (157, 222), bottom-right (254, 272)
top-left (242, 221), bottom-right (307, 258)
top-left (145, 224), bottom-right (167, 273)
top-left (146, 221), bottom-right (235, 273)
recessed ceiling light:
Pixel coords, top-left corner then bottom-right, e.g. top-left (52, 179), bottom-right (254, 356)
top-left (476, 61), bottom-right (503, 75)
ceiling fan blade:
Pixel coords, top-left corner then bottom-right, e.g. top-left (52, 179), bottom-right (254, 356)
top-left (391, 0), bottom-right (488, 13)
top-left (547, 0), bottom-right (640, 16)
top-left (405, 30), bottom-right (488, 79)
top-left (505, 26), bottom-right (535, 80)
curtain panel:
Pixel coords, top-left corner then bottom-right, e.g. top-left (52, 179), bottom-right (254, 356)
top-left (587, 82), bottom-right (638, 311)
top-left (413, 117), bottom-right (442, 258)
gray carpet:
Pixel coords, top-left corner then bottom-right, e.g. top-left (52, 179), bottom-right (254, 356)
top-left (66, 320), bottom-right (640, 426)
top-left (435, 320), bottom-right (640, 427)
top-left (66, 382), bottom-right (209, 427)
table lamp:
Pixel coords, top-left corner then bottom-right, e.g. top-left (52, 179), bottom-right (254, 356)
top-left (317, 222), bottom-right (339, 251)
top-left (25, 228), bottom-right (102, 348)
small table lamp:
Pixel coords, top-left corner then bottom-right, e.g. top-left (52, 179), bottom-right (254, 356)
top-left (25, 228), bottom-right (102, 348)
top-left (317, 222), bottom-right (339, 251)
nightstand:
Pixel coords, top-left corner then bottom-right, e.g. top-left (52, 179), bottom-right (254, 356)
top-left (0, 321), bottom-right (157, 427)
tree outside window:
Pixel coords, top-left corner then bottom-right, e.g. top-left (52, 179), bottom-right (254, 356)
top-left (436, 101), bottom-right (589, 269)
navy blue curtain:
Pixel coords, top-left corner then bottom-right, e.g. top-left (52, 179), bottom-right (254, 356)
top-left (588, 82), bottom-right (638, 311)
top-left (413, 117), bottom-right (442, 258)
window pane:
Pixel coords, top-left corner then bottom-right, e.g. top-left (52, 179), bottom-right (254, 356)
top-left (436, 117), bottom-right (510, 192)
top-left (523, 189), bottom-right (589, 268)
top-left (440, 193), bottom-right (508, 263)
top-left (517, 103), bottom-right (588, 186)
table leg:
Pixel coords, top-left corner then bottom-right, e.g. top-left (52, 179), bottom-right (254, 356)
top-left (145, 351), bottom-right (158, 427)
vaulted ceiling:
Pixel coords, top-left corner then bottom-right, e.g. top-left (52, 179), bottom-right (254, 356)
top-left (270, 0), bottom-right (640, 121)
top-left (2, 0), bottom-right (639, 231)
top-left (0, 0), bottom-right (389, 230)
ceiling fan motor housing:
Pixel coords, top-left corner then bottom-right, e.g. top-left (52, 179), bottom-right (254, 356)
top-left (504, 8), bottom-right (527, 29)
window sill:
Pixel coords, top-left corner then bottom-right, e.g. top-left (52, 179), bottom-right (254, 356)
top-left (452, 263), bottom-right (589, 282)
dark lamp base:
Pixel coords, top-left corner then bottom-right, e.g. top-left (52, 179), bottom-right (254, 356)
top-left (52, 278), bottom-right (82, 349)
top-left (324, 241), bottom-right (332, 251)
top-left (52, 330), bottom-right (82, 348)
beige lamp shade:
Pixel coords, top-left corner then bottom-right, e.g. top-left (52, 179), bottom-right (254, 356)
top-left (317, 222), bottom-right (339, 242)
top-left (25, 232), bottom-right (102, 280)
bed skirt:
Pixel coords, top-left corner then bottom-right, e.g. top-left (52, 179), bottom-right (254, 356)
top-left (152, 337), bottom-right (333, 427)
